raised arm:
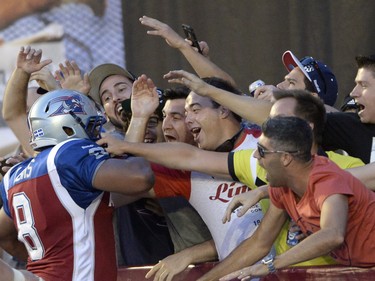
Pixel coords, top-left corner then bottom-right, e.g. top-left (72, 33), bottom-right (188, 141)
top-left (125, 74), bottom-right (160, 142)
top-left (2, 46), bottom-right (52, 157)
top-left (164, 70), bottom-right (272, 125)
top-left (97, 136), bottom-right (232, 179)
top-left (139, 16), bottom-right (236, 86)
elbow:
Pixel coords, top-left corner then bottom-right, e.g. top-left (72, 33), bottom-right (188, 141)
top-left (136, 158), bottom-right (155, 192)
top-left (332, 233), bottom-right (345, 248)
top-left (143, 166), bottom-right (155, 191)
top-left (328, 230), bottom-right (345, 250)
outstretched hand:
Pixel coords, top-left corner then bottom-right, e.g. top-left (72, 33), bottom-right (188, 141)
top-left (17, 46), bottom-right (52, 74)
top-left (253, 85), bottom-right (278, 102)
top-left (55, 60), bottom-right (90, 94)
top-left (30, 67), bottom-right (60, 91)
top-left (163, 70), bottom-right (210, 96)
top-left (0, 153), bottom-right (29, 176)
top-left (139, 15), bottom-right (190, 50)
top-left (131, 74), bottom-right (160, 118)
top-left (222, 187), bottom-right (265, 224)
top-left (96, 134), bottom-right (129, 156)
top-left (145, 252), bottom-right (192, 281)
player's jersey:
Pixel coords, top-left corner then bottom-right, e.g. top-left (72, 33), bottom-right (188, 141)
top-left (152, 128), bottom-right (273, 260)
top-left (0, 139), bottom-right (116, 281)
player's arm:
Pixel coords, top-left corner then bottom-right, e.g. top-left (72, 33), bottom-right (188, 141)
top-left (93, 156), bottom-right (154, 195)
top-left (197, 203), bottom-right (288, 281)
top-left (97, 137), bottom-right (232, 179)
top-left (0, 208), bottom-right (28, 261)
top-left (146, 239), bottom-right (217, 281)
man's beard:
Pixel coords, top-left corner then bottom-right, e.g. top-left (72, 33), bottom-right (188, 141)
top-left (108, 110), bottom-right (132, 132)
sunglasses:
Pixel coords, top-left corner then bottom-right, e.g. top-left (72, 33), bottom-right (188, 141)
top-left (257, 143), bottom-right (300, 158)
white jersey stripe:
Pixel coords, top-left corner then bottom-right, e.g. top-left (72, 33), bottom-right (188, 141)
top-left (47, 140), bottom-right (102, 281)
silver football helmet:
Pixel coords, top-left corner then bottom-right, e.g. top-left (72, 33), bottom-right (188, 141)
top-left (28, 89), bottom-right (106, 150)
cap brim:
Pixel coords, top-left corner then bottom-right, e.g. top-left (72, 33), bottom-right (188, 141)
top-left (88, 64), bottom-right (135, 105)
top-left (282, 50), bottom-right (311, 82)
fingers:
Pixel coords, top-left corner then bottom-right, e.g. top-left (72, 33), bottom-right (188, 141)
top-left (163, 70), bottom-right (188, 85)
top-left (152, 262), bottom-right (168, 281)
top-left (219, 270), bottom-right (241, 281)
top-left (39, 58), bottom-right (53, 68)
top-left (55, 69), bottom-right (64, 82)
top-left (59, 61), bottom-right (71, 77)
top-left (82, 73), bottom-right (91, 94)
top-left (145, 262), bottom-right (162, 279)
top-left (96, 138), bottom-right (106, 147)
top-left (222, 198), bottom-right (242, 223)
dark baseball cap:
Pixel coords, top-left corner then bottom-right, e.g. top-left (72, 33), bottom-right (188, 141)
top-left (88, 63), bottom-right (136, 105)
top-left (282, 50), bottom-right (338, 106)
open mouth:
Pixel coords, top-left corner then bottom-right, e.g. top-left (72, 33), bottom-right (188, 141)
top-left (144, 138), bottom-right (155, 143)
top-left (190, 127), bottom-right (201, 141)
top-left (116, 104), bottom-right (123, 115)
top-left (164, 134), bottom-right (177, 142)
top-left (356, 102), bottom-right (365, 114)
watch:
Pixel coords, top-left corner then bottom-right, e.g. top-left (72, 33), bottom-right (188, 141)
top-left (262, 255), bottom-right (276, 273)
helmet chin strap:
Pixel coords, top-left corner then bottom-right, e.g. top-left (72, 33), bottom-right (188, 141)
top-left (69, 110), bottom-right (86, 129)
top-left (69, 110), bottom-right (104, 140)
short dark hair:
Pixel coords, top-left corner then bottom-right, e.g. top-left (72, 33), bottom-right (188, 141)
top-left (273, 89), bottom-right (326, 145)
top-left (355, 55), bottom-right (375, 78)
top-left (262, 116), bottom-right (312, 162)
top-left (163, 86), bottom-right (190, 101)
top-left (201, 77), bottom-right (243, 122)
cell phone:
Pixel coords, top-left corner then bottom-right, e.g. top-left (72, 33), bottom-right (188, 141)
top-left (182, 24), bottom-right (202, 54)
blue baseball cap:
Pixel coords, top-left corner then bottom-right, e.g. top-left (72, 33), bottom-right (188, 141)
top-left (282, 51), bottom-right (338, 106)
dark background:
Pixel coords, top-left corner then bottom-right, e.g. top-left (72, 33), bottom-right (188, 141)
top-left (122, 0), bottom-right (375, 108)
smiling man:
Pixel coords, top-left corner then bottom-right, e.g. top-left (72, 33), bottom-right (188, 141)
top-left (98, 77), bottom-right (269, 281)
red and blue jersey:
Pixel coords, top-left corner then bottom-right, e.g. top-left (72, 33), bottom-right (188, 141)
top-left (0, 138), bottom-right (116, 281)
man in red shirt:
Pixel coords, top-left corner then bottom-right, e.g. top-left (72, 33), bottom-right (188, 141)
top-left (211, 116), bottom-right (375, 281)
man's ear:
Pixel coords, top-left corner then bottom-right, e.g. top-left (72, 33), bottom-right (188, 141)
top-left (281, 153), bottom-right (294, 167)
top-left (311, 92), bottom-right (319, 98)
top-left (219, 106), bottom-right (230, 119)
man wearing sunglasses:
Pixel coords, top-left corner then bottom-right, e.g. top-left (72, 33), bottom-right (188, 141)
top-left (218, 116), bottom-right (375, 280)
